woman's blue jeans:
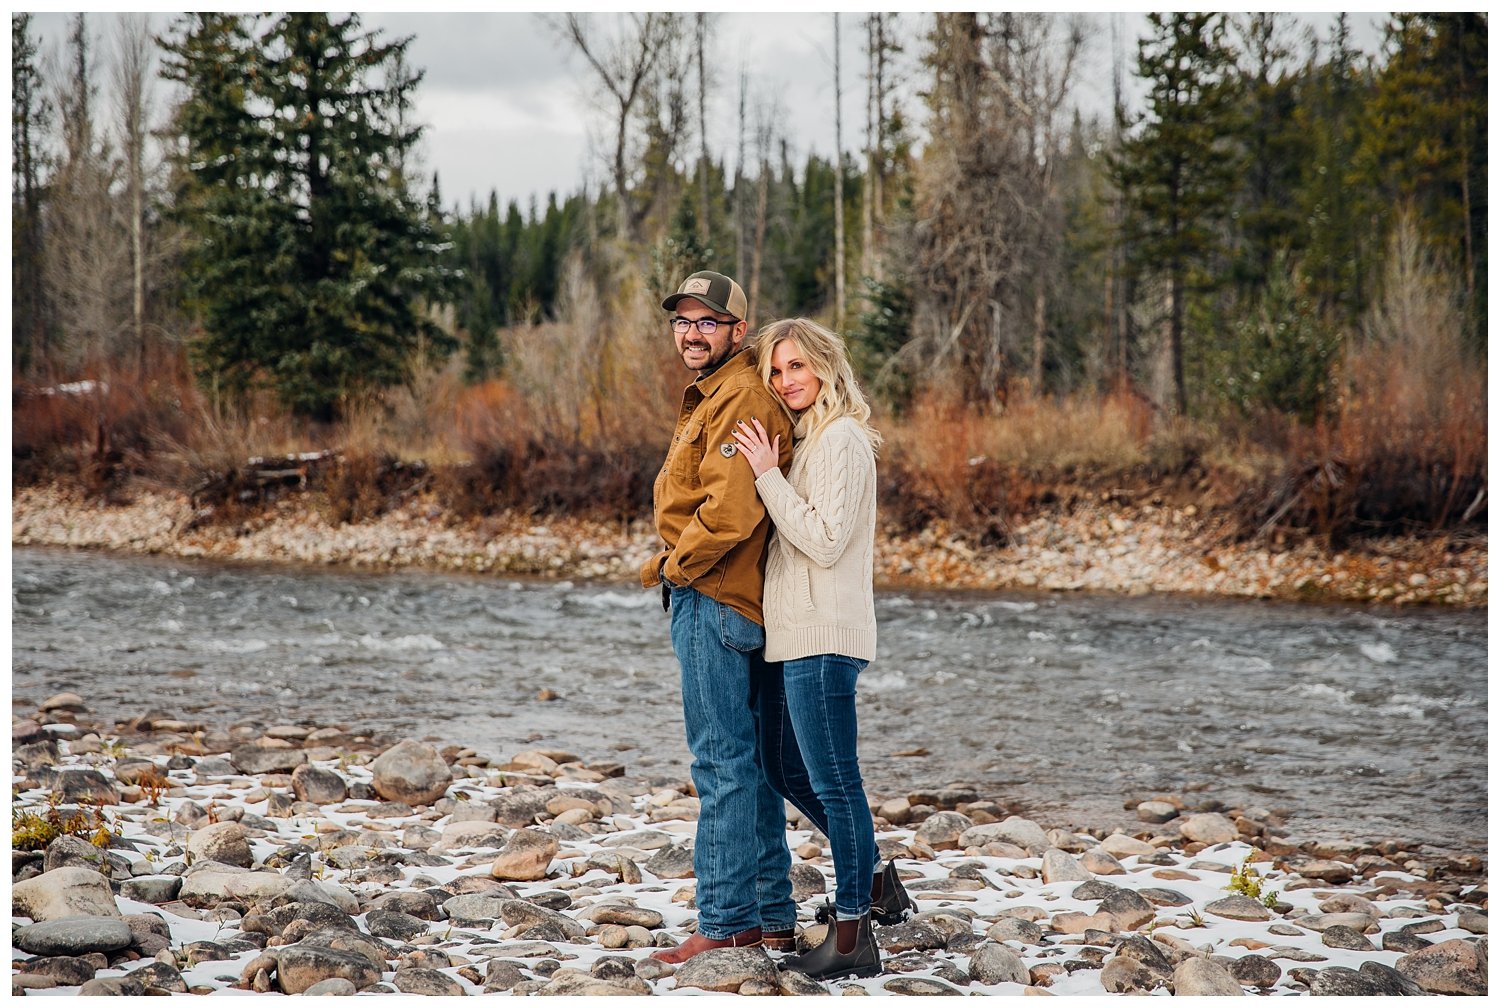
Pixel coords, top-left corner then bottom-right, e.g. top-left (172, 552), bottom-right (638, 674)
top-left (669, 584), bottom-right (796, 938)
top-left (757, 652), bottom-right (878, 920)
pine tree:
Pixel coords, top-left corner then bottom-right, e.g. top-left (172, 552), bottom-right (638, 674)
top-left (1113, 13), bottom-right (1242, 415)
top-left (164, 12), bottom-right (453, 420)
top-left (12, 13), bottom-right (51, 374)
top-left (1294, 14), bottom-right (1373, 324)
top-left (160, 13), bottom-right (287, 406)
top-left (1358, 13), bottom-right (1487, 343)
top-left (258, 13), bottom-right (453, 419)
top-left (1229, 13), bottom-right (1306, 295)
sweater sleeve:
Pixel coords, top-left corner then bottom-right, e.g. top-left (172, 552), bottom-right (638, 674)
top-left (753, 423), bottom-right (870, 570)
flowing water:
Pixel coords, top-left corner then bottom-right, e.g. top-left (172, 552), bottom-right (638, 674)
top-left (11, 546), bottom-right (1487, 857)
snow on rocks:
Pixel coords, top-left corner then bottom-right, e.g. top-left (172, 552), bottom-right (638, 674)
top-left (10, 713), bottom-right (1488, 997)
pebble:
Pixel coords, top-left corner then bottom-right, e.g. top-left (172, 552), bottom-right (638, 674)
top-left (16, 484), bottom-right (1480, 609)
top-left (8, 723), bottom-right (1487, 1001)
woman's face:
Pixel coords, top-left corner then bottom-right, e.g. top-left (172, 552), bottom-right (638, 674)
top-left (769, 338), bottom-right (822, 412)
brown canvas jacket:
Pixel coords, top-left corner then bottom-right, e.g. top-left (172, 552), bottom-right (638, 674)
top-left (640, 349), bottom-right (794, 624)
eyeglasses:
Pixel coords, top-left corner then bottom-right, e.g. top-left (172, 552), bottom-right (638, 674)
top-left (672, 316), bottom-right (737, 335)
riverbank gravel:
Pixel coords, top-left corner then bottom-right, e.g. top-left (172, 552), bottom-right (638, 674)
top-left (11, 484), bottom-right (1487, 606)
top-left (11, 700), bottom-right (1488, 997)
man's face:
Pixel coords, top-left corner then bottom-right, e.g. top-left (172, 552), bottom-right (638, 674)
top-left (671, 297), bottom-right (744, 374)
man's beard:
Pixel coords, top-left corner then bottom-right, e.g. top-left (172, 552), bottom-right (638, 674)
top-left (684, 339), bottom-right (736, 374)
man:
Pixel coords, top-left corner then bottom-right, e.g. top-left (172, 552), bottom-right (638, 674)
top-left (641, 269), bottom-right (798, 962)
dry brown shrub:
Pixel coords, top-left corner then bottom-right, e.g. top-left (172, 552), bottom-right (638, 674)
top-left (1233, 216), bottom-right (1486, 543)
top-left (878, 383), bottom-right (1168, 539)
top-left (12, 356), bottom-right (208, 497)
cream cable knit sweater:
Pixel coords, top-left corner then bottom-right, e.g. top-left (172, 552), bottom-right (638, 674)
top-left (753, 415), bottom-right (877, 662)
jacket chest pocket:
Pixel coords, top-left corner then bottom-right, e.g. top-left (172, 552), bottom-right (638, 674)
top-left (669, 418), bottom-right (705, 481)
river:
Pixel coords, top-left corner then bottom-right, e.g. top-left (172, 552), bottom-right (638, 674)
top-left (11, 546), bottom-right (1486, 858)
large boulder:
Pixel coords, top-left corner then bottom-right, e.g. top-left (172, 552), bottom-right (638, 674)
top-left (370, 740), bottom-right (451, 806)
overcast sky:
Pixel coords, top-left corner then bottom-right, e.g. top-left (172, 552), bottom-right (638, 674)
top-left (26, 11), bottom-right (1386, 215)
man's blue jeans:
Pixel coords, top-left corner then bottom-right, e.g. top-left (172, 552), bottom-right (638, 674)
top-left (757, 653), bottom-right (878, 920)
top-left (669, 584), bottom-right (796, 938)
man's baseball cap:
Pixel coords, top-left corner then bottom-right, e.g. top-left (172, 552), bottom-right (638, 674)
top-left (661, 270), bottom-right (748, 321)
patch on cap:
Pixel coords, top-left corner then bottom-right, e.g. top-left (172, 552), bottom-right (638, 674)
top-left (684, 278), bottom-right (713, 296)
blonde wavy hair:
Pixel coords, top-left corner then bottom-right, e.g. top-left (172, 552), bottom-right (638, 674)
top-left (752, 318), bottom-right (883, 452)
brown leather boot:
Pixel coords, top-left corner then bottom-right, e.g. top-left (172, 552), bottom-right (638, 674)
top-left (650, 926), bottom-right (763, 964)
top-left (763, 928), bottom-right (797, 953)
top-left (783, 914), bottom-right (880, 980)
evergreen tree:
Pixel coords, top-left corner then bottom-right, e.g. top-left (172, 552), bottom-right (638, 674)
top-left (1113, 13), bottom-right (1242, 415)
top-left (1294, 15), bottom-right (1373, 324)
top-left (12, 13), bottom-right (51, 373)
top-left (164, 12), bottom-right (453, 420)
top-left (1358, 13), bottom-right (1487, 344)
top-left (162, 13), bottom-right (298, 405)
top-left (258, 13), bottom-right (453, 419)
top-left (1228, 13), bottom-right (1306, 295)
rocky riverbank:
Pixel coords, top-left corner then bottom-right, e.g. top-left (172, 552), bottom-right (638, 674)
top-left (11, 696), bottom-right (1488, 997)
top-left (10, 483), bottom-right (1488, 606)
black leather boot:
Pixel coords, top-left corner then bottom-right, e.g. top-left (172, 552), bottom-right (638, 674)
top-left (784, 913), bottom-right (881, 981)
top-left (816, 860), bottom-right (914, 926)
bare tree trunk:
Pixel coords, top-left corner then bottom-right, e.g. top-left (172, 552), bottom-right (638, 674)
top-left (749, 117), bottom-right (771, 325)
top-left (695, 13), bottom-right (709, 247)
top-left (832, 13), bottom-right (845, 331)
top-left (12, 12), bottom-right (51, 375)
top-left (1109, 14), bottom-right (1130, 384)
top-left (861, 15), bottom-right (875, 285)
top-left (735, 68), bottom-right (747, 280)
top-left (1030, 288), bottom-right (1046, 391)
top-left (1169, 271), bottom-right (1186, 415)
top-left (561, 13), bottom-right (676, 243)
top-left (46, 13), bottom-right (129, 371)
top-left (114, 14), bottom-right (152, 371)
top-left (871, 12), bottom-right (888, 284)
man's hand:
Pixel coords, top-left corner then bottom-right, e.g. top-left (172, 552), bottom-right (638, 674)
top-left (731, 418), bottom-right (781, 478)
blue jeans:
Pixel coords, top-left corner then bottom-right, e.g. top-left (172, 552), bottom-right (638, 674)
top-left (757, 653), bottom-right (878, 920)
top-left (669, 584), bottom-right (796, 938)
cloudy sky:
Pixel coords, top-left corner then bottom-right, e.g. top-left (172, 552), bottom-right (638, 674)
top-left (26, 11), bottom-right (1385, 215)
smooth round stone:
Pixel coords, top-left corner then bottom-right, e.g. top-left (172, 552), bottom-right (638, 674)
top-left (14, 916), bottom-right (133, 956)
top-left (1204, 895), bottom-right (1272, 922)
top-left (1135, 801), bottom-right (1179, 824)
top-left (1178, 813), bottom-right (1238, 845)
top-left (303, 977), bottom-right (358, 995)
top-left (1322, 924), bottom-right (1376, 951)
top-left (1229, 954), bottom-right (1281, 987)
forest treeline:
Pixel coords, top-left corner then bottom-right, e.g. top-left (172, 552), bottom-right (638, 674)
top-left (11, 12), bottom-right (1487, 545)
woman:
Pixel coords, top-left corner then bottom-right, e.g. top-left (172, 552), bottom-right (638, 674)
top-left (731, 318), bottom-right (913, 981)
